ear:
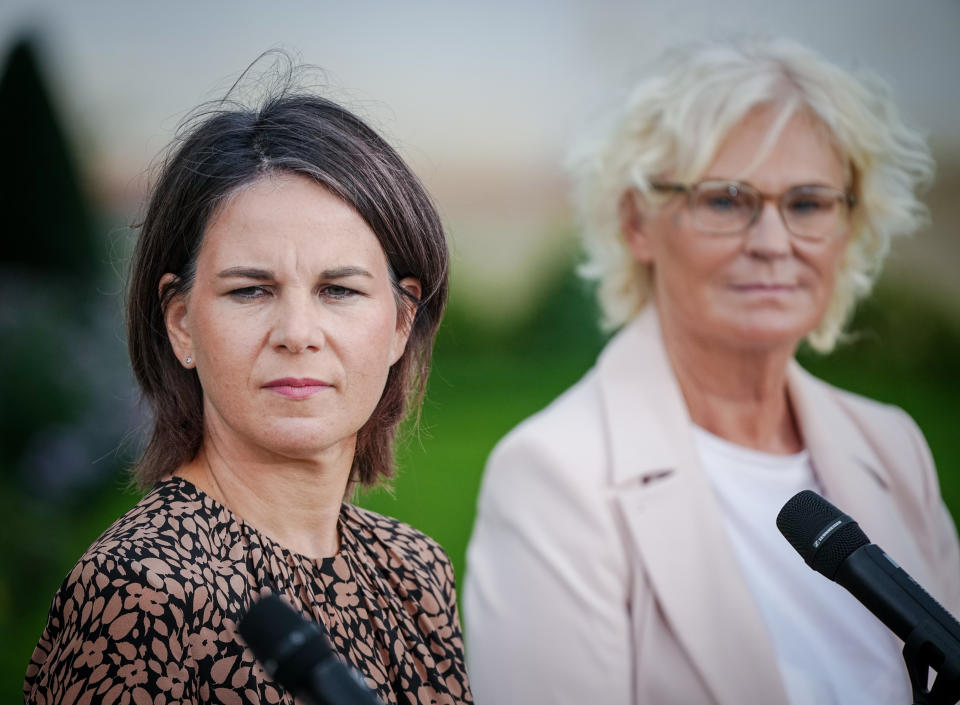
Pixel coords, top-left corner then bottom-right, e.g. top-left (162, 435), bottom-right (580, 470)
top-left (389, 276), bottom-right (422, 365)
top-left (159, 273), bottom-right (194, 368)
top-left (619, 189), bottom-right (655, 264)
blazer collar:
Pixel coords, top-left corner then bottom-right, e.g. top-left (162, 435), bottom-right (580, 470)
top-left (597, 306), bottom-right (927, 705)
top-left (594, 307), bottom-right (915, 705)
top-left (597, 306), bottom-right (691, 486)
top-left (597, 307), bottom-right (791, 705)
top-left (787, 362), bottom-right (930, 585)
top-left (597, 306), bottom-right (894, 499)
top-left (786, 361), bottom-right (891, 505)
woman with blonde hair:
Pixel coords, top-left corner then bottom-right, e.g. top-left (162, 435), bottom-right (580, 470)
top-left (466, 37), bottom-right (959, 705)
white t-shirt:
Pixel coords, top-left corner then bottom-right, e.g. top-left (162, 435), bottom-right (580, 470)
top-left (693, 425), bottom-right (912, 705)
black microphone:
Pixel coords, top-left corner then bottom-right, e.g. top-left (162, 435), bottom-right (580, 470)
top-left (238, 593), bottom-right (385, 705)
top-left (777, 490), bottom-right (960, 705)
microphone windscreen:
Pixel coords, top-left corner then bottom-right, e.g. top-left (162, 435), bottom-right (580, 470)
top-left (776, 490), bottom-right (870, 579)
top-left (238, 594), bottom-right (333, 679)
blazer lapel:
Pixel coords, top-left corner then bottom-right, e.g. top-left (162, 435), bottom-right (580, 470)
top-left (599, 310), bottom-right (791, 705)
top-left (788, 363), bottom-right (933, 589)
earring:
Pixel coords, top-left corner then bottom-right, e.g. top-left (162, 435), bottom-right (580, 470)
top-left (185, 356), bottom-right (193, 366)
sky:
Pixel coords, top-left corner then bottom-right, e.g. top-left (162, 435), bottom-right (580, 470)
top-left (2, 0), bottom-right (958, 314)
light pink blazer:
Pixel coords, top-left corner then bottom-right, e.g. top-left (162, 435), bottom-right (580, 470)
top-left (464, 307), bottom-right (960, 705)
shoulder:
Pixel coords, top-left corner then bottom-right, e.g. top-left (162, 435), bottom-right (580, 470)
top-left (474, 365), bottom-right (626, 553)
top-left (801, 368), bottom-right (900, 417)
top-left (484, 311), bottom-right (672, 491)
top-left (79, 479), bottom-right (214, 580)
top-left (342, 504), bottom-right (455, 593)
top-left (794, 365), bottom-right (940, 511)
top-left (36, 479), bottom-right (223, 649)
top-left (35, 540), bottom-right (192, 658)
top-left (39, 481), bottom-right (209, 637)
top-left (342, 503), bottom-right (449, 558)
top-left (795, 367), bottom-right (925, 451)
top-left (797, 368), bottom-right (960, 605)
top-left (487, 365), bottom-right (607, 486)
top-left (25, 487), bottom-right (204, 701)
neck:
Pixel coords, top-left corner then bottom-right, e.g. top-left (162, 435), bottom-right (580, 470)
top-left (175, 424), bottom-right (354, 559)
top-left (659, 312), bottom-right (804, 454)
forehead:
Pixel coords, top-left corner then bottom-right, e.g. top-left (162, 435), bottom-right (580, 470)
top-left (198, 173), bottom-right (388, 271)
top-left (704, 106), bottom-right (847, 190)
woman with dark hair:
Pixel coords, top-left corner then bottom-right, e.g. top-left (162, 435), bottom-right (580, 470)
top-left (24, 84), bottom-right (472, 704)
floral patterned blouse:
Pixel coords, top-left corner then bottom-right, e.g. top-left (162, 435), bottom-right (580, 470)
top-left (24, 477), bottom-right (473, 705)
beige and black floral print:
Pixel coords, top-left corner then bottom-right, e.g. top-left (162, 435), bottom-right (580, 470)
top-left (25, 477), bottom-right (472, 705)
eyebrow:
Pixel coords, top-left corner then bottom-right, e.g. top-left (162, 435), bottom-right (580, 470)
top-left (217, 266), bottom-right (374, 280)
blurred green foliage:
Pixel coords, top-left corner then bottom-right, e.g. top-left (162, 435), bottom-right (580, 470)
top-left (362, 273), bottom-right (960, 595)
top-left (5, 260), bottom-right (960, 697)
top-left (5, 33), bottom-right (959, 702)
top-left (0, 36), bottom-right (139, 697)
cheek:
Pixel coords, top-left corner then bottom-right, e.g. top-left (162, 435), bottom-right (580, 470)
top-left (803, 240), bottom-right (847, 295)
top-left (355, 309), bottom-right (404, 369)
top-left (825, 240), bottom-right (847, 280)
top-left (190, 307), bottom-right (262, 391)
top-left (329, 310), bottom-right (397, 374)
top-left (655, 233), bottom-right (735, 299)
top-left (340, 316), bottom-right (402, 421)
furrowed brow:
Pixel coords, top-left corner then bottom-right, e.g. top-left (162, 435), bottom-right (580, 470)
top-left (217, 267), bottom-right (274, 280)
top-left (216, 266), bottom-right (374, 281)
top-left (321, 266), bottom-right (373, 279)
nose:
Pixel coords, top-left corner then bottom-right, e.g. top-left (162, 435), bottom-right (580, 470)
top-left (269, 292), bottom-right (325, 353)
top-left (744, 200), bottom-right (792, 258)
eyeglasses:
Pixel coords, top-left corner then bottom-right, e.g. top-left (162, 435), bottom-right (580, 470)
top-left (651, 180), bottom-right (856, 242)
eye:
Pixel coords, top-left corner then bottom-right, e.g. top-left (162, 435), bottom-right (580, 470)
top-left (229, 286), bottom-right (270, 300)
top-left (320, 284), bottom-right (358, 300)
top-left (704, 195), bottom-right (737, 212)
top-left (786, 193), bottom-right (836, 216)
top-left (696, 184), bottom-right (750, 213)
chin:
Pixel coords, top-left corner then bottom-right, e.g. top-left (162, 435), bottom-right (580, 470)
top-left (727, 320), bottom-right (814, 351)
top-left (704, 302), bottom-right (815, 346)
top-left (252, 418), bottom-right (359, 460)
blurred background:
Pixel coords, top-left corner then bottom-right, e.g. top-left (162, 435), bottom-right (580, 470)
top-left (1, 0), bottom-right (958, 694)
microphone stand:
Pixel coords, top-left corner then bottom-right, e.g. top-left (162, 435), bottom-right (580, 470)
top-left (903, 620), bottom-right (960, 705)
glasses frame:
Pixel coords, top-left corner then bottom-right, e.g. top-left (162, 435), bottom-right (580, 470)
top-left (650, 180), bottom-right (857, 242)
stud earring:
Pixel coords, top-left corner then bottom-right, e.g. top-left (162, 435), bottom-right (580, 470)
top-left (185, 356), bottom-right (193, 366)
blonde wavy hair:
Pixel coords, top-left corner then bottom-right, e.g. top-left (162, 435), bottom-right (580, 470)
top-left (568, 37), bottom-right (934, 352)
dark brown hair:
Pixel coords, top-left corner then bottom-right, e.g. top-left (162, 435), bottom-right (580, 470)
top-left (126, 83), bottom-right (448, 489)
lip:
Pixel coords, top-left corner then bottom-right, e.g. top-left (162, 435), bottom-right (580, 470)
top-left (263, 377), bottom-right (332, 399)
top-left (731, 283), bottom-right (798, 293)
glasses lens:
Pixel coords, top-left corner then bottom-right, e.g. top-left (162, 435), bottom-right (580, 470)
top-left (691, 182), bottom-right (756, 233)
top-left (781, 187), bottom-right (847, 240)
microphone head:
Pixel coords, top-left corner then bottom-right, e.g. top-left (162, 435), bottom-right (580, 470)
top-left (238, 594), bottom-right (334, 687)
top-left (776, 490), bottom-right (870, 579)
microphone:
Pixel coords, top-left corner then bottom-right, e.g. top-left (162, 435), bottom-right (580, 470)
top-left (238, 593), bottom-right (385, 705)
top-left (777, 490), bottom-right (960, 705)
